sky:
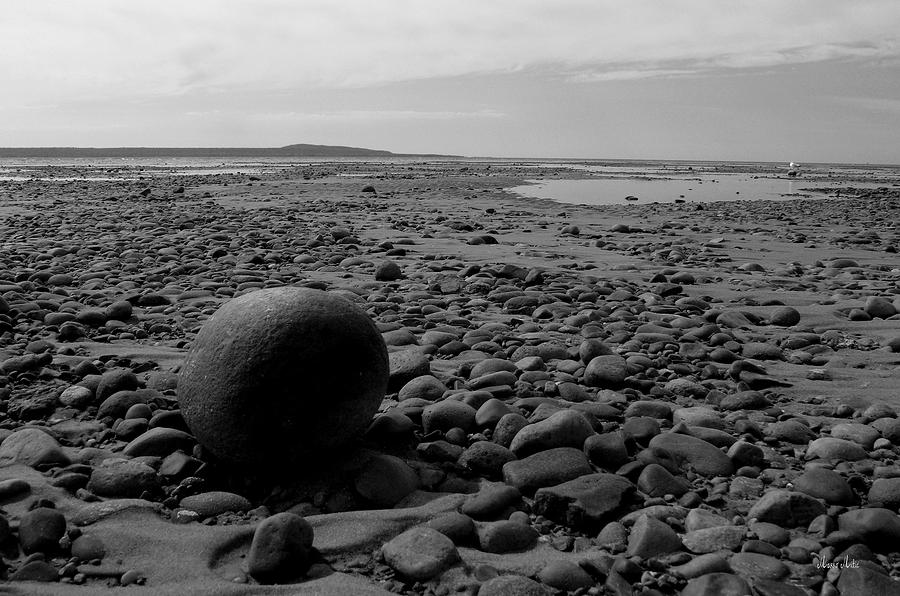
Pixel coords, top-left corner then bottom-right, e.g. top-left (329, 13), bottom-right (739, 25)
top-left (2, 0), bottom-right (899, 163)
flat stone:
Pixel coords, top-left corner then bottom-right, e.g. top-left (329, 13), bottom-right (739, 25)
top-left (533, 473), bottom-right (633, 530)
top-left (728, 552), bottom-right (788, 580)
top-left (179, 491), bottom-right (252, 517)
top-left (748, 490), bottom-right (827, 528)
top-left (682, 526), bottom-right (745, 554)
top-left (719, 390), bottom-right (770, 411)
top-left (765, 420), bottom-right (815, 443)
top-left (831, 423), bottom-right (881, 450)
top-left (86, 459), bottom-right (159, 498)
top-left (806, 437), bottom-right (868, 461)
top-left (122, 427), bottom-right (196, 458)
top-left (648, 432), bottom-right (734, 477)
top-left (637, 463), bottom-right (691, 497)
top-left (671, 554), bottom-right (732, 579)
top-left (0, 428), bottom-right (70, 469)
top-left (502, 447), bottom-right (592, 495)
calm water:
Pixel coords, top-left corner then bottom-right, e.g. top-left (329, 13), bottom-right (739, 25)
top-left (510, 163), bottom-right (900, 205)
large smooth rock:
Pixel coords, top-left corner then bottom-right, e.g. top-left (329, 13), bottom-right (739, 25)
top-left (747, 490), bottom-right (826, 528)
top-left (502, 447), bottom-right (592, 495)
top-left (178, 288), bottom-right (389, 467)
top-left (509, 409), bottom-right (594, 457)
top-left (838, 508), bottom-right (900, 552)
top-left (648, 432), bottom-right (734, 477)
top-left (0, 428), bottom-right (70, 469)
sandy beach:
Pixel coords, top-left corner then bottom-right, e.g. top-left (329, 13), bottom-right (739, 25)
top-left (1, 160), bottom-right (899, 595)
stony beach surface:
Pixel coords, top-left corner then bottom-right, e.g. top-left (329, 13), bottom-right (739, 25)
top-left (0, 161), bottom-right (899, 595)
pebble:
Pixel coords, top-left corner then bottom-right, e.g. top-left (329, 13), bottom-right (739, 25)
top-left (19, 507), bottom-right (67, 554)
top-left (583, 354), bottom-right (629, 387)
top-left (458, 441), bottom-right (516, 478)
top-left (354, 453), bottom-right (419, 507)
top-left (461, 483), bottom-right (522, 520)
top-left (477, 520), bottom-right (538, 553)
top-left (424, 513), bottom-right (476, 545)
top-left (86, 459), bottom-right (159, 498)
top-left (248, 512), bottom-right (315, 584)
top-left (537, 559), bottom-right (594, 591)
top-left (422, 400), bottom-right (477, 434)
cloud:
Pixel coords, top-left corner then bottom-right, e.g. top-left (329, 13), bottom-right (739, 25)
top-left (246, 109), bottom-right (507, 122)
top-left (1, 0), bottom-right (898, 107)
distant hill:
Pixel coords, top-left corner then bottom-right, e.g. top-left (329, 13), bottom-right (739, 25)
top-left (0, 144), bottom-right (419, 158)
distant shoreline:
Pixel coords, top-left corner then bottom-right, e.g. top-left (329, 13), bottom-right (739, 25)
top-left (0, 144), bottom-right (458, 159)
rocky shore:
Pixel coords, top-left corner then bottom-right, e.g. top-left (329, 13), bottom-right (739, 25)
top-left (0, 161), bottom-right (899, 595)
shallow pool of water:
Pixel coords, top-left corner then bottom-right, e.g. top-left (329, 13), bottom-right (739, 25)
top-left (509, 174), bottom-right (841, 205)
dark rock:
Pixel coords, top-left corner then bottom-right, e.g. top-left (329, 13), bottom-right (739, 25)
top-left (502, 447), bottom-right (592, 495)
top-left (509, 409), bottom-right (594, 456)
top-left (748, 490), bottom-right (827, 528)
top-left (248, 512), bottom-right (314, 584)
top-left (477, 520), bottom-right (538, 553)
top-left (681, 573), bottom-right (751, 596)
top-left (178, 288), bottom-right (389, 467)
top-left (179, 491), bottom-right (252, 516)
top-left (648, 432), bottom-right (734, 477)
top-left (626, 514), bottom-right (682, 558)
top-left (19, 507), bottom-right (66, 554)
top-left (533, 473), bottom-right (633, 530)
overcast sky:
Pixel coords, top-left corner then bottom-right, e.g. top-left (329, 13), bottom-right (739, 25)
top-left (2, 0), bottom-right (899, 163)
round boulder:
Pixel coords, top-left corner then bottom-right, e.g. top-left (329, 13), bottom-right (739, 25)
top-left (178, 288), bottom-right (389, 467)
